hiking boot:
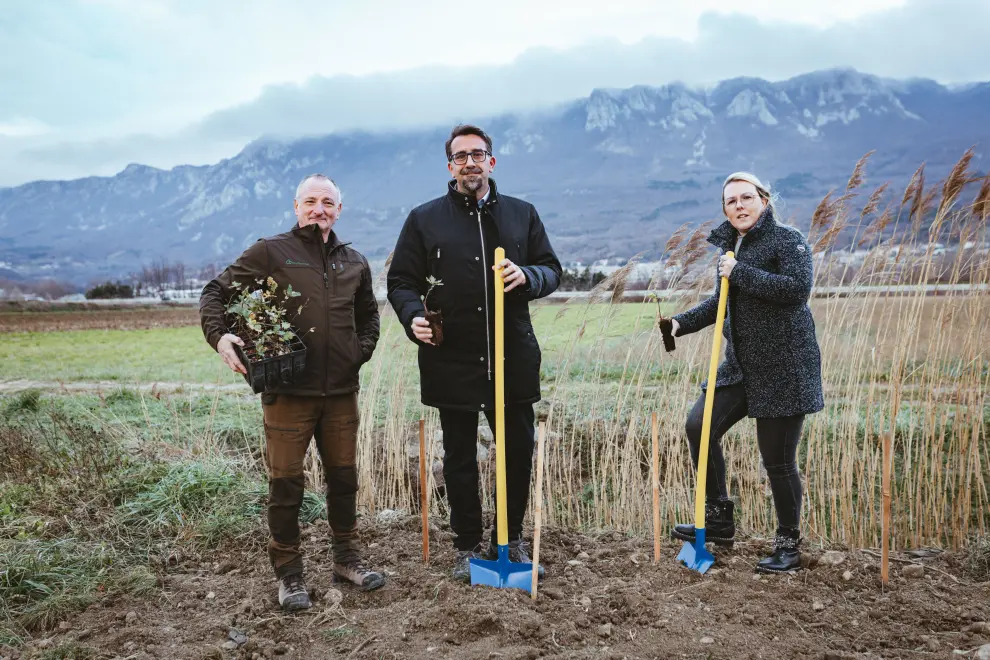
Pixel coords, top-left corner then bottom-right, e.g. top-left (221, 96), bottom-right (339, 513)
top-left (452, 545), bottom-right (484, 583)
top-left (756, 532), bottom-right (802, 574)
top-left (333, 560), bottom-right (386, 591)
top-left (671, 500), bottom-right (735, 547)
top-left (277, 573), bottom-right (312, 611)
top-left (484, 538), bottom-right (545, 580)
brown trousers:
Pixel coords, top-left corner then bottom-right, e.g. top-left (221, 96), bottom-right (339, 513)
top-left (263, 392), bottom-right (361, 578)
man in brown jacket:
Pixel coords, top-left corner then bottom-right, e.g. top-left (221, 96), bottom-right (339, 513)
top-left (200, 173), bottom-right (383, 611)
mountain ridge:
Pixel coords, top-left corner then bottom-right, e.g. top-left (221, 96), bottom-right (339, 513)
top-left (1, 68), bottom-right (987, 283)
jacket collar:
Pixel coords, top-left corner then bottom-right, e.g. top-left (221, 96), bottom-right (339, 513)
top-left (447, 177), bottom-right (500, 210)
top-left (291, 223), bottom-right (349, 251)
top-left (708, 204), bottom-right (775, 250)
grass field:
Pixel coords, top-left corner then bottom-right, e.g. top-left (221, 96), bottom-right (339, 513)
top-left (0, 301), bottom-right (672, 384)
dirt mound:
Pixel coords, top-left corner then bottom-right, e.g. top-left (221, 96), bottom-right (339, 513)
top-left (5, 520), bottom-right (989, 660)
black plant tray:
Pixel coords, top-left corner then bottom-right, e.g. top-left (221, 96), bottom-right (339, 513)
top-left (234, 333), bottom-right (307, 394)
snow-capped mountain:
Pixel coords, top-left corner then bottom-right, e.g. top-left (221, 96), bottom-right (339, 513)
top-left (1, 68), bottom-right (987, 282)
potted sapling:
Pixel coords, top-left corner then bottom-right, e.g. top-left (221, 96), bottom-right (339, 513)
top-left (225, 276), bottom-right (311, 393)
top-left (422, 275), bottom-right (444, 346)
top-left (649, 291), bottom-right (676, 353)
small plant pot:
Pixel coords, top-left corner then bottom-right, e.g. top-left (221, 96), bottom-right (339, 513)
top-left (657, 316), bottom-right (676, 353)
top-left (234, 332), bottom-right (307, 394)
top-left (424, 309), bottom-right (444, 346)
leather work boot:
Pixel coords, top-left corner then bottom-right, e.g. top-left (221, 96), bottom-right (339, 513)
top-left (333, 560), bottom-right (386, 591)
top-left (277, 573), bottom-right (312, 611)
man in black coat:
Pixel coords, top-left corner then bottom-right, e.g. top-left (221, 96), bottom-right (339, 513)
top-left (387, 124), bottom-right (561, 582)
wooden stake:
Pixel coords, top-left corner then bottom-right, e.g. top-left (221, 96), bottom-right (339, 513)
top-left (531, 421), bottom-right (546, 600)
top-left (651, 411), bottom-right (661, 563)
top-left (881, 432), bottom-right (892, 586)
top-left (419, 418), bottom-right (429, 565)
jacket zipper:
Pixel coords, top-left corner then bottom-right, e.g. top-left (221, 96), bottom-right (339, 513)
top-left (321, 244), bottom-right (330, 396)
top-left (477, 211), bottom-right (492, 381)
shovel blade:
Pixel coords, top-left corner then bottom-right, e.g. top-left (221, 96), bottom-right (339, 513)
top-left (677, 528), bottom-right (716, 574)
top-left (470, 546), bottom-right (533, 592)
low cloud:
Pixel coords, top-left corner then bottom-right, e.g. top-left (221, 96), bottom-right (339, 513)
top-left (2, 0), bottom-right (988, 186)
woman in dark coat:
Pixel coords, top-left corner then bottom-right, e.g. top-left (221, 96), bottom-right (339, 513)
top-left (666, 172), bottom-right (824, 573)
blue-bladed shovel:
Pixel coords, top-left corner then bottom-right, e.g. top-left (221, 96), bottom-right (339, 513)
top-left (677, 250), bottom-right (734, 574)
top-left (470, 246), bottom-right (535, 591)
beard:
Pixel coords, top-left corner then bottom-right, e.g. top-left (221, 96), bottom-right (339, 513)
top-left (459, 171), bottom-right (484, 194)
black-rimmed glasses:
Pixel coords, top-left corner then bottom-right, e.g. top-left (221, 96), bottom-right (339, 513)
top-left (449, 149), bottom-right (491, 165)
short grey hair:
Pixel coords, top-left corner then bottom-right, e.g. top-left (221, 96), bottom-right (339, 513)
top-left (722, 171), bottom-right (778, 218)
top-left (295, 173), bottom-right (342, 202)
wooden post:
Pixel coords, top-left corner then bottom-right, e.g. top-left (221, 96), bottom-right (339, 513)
top-left (651, 411), bottom-right (661, 563)
top-left (419, 418), bottom-right (429, 565)
top-left (531, 422), bottom-right (546, 600)
top-left (881, 432), bottom-right (892, 586)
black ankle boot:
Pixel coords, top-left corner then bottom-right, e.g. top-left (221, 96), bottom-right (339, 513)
top-left (756, 531), bottom-right (802, 574)
top-left (671, 500), bottom-right (735, 546)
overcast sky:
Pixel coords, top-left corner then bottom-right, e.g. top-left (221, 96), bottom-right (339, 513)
top-left (2, 0), bottom-right (989, 187)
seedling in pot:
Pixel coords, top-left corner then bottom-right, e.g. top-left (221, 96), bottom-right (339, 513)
top-left (422, 275), bottom-right (444, 346)
top-left (648, 291), bottom-right (676, 353)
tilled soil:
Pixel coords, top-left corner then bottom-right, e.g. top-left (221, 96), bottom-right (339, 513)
top-left (5, 517), bottom-right (989, 660)
top-left (0, 307), bottom-right (198, 333)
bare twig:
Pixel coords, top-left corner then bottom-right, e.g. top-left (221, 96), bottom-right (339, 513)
top-left (346, 636), bottom-right (378, 658)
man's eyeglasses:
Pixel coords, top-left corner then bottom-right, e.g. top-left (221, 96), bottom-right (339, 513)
top-left (724, 192), bottom-right (760, 209)
top-left (449, 149), bottom-right (491, 165)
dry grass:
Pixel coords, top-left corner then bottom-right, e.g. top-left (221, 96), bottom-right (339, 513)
top-left (337, 149), bottom-right (989, 552)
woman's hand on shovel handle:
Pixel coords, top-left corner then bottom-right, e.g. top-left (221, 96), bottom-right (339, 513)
top-left (718, 254), bottom-right (737, 279)
top-left (494, 259), bottom-right (527, 293)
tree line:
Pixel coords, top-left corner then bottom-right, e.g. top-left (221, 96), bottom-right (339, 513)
top-left (85, 260), bottom-right (219, 299)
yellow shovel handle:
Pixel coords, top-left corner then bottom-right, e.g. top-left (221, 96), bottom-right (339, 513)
top-left (494, 246), bottom-right (508, 547)
top-left (694, 251), bottom-right (734, 529)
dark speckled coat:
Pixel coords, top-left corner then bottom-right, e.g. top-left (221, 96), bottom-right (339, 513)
top-left (673, 207), bottom-right (824, 419)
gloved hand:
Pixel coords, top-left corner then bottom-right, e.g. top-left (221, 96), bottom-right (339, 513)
top-left (657, 316), bottom-right (678, 353)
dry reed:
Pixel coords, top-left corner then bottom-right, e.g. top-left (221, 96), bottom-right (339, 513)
top-left (299, 150), bottom-right (988, 552)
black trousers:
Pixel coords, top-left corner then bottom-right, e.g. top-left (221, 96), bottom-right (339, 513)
top-left (439, 403), bottom-right (536, 551)
top-left (685, 383), bottom-right (805, 535)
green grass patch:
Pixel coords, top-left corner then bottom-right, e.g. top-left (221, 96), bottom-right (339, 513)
top-left (0, 538), bottom-right (113, 632)
top-left (322, 625), bottom-right (358, 640)
top-left (0, 303), bottom-right (667, 384)
top-left (117, 459), bottom-right (265, 548)
top-left (0, 327), bottom-right (223, 383)
top-left (115, 457), bottom-right (325, 548)
top-left (0, 389), bottom-right (43, 418)
top-left (0, 625), bottom-right (24, 648)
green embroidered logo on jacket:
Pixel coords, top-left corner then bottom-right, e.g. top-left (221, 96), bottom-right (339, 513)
top-left (285, 259), bottom-right (311, 266)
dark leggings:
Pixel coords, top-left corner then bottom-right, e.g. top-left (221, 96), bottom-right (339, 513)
top-left (685, 383), bottom-right (805, 535)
